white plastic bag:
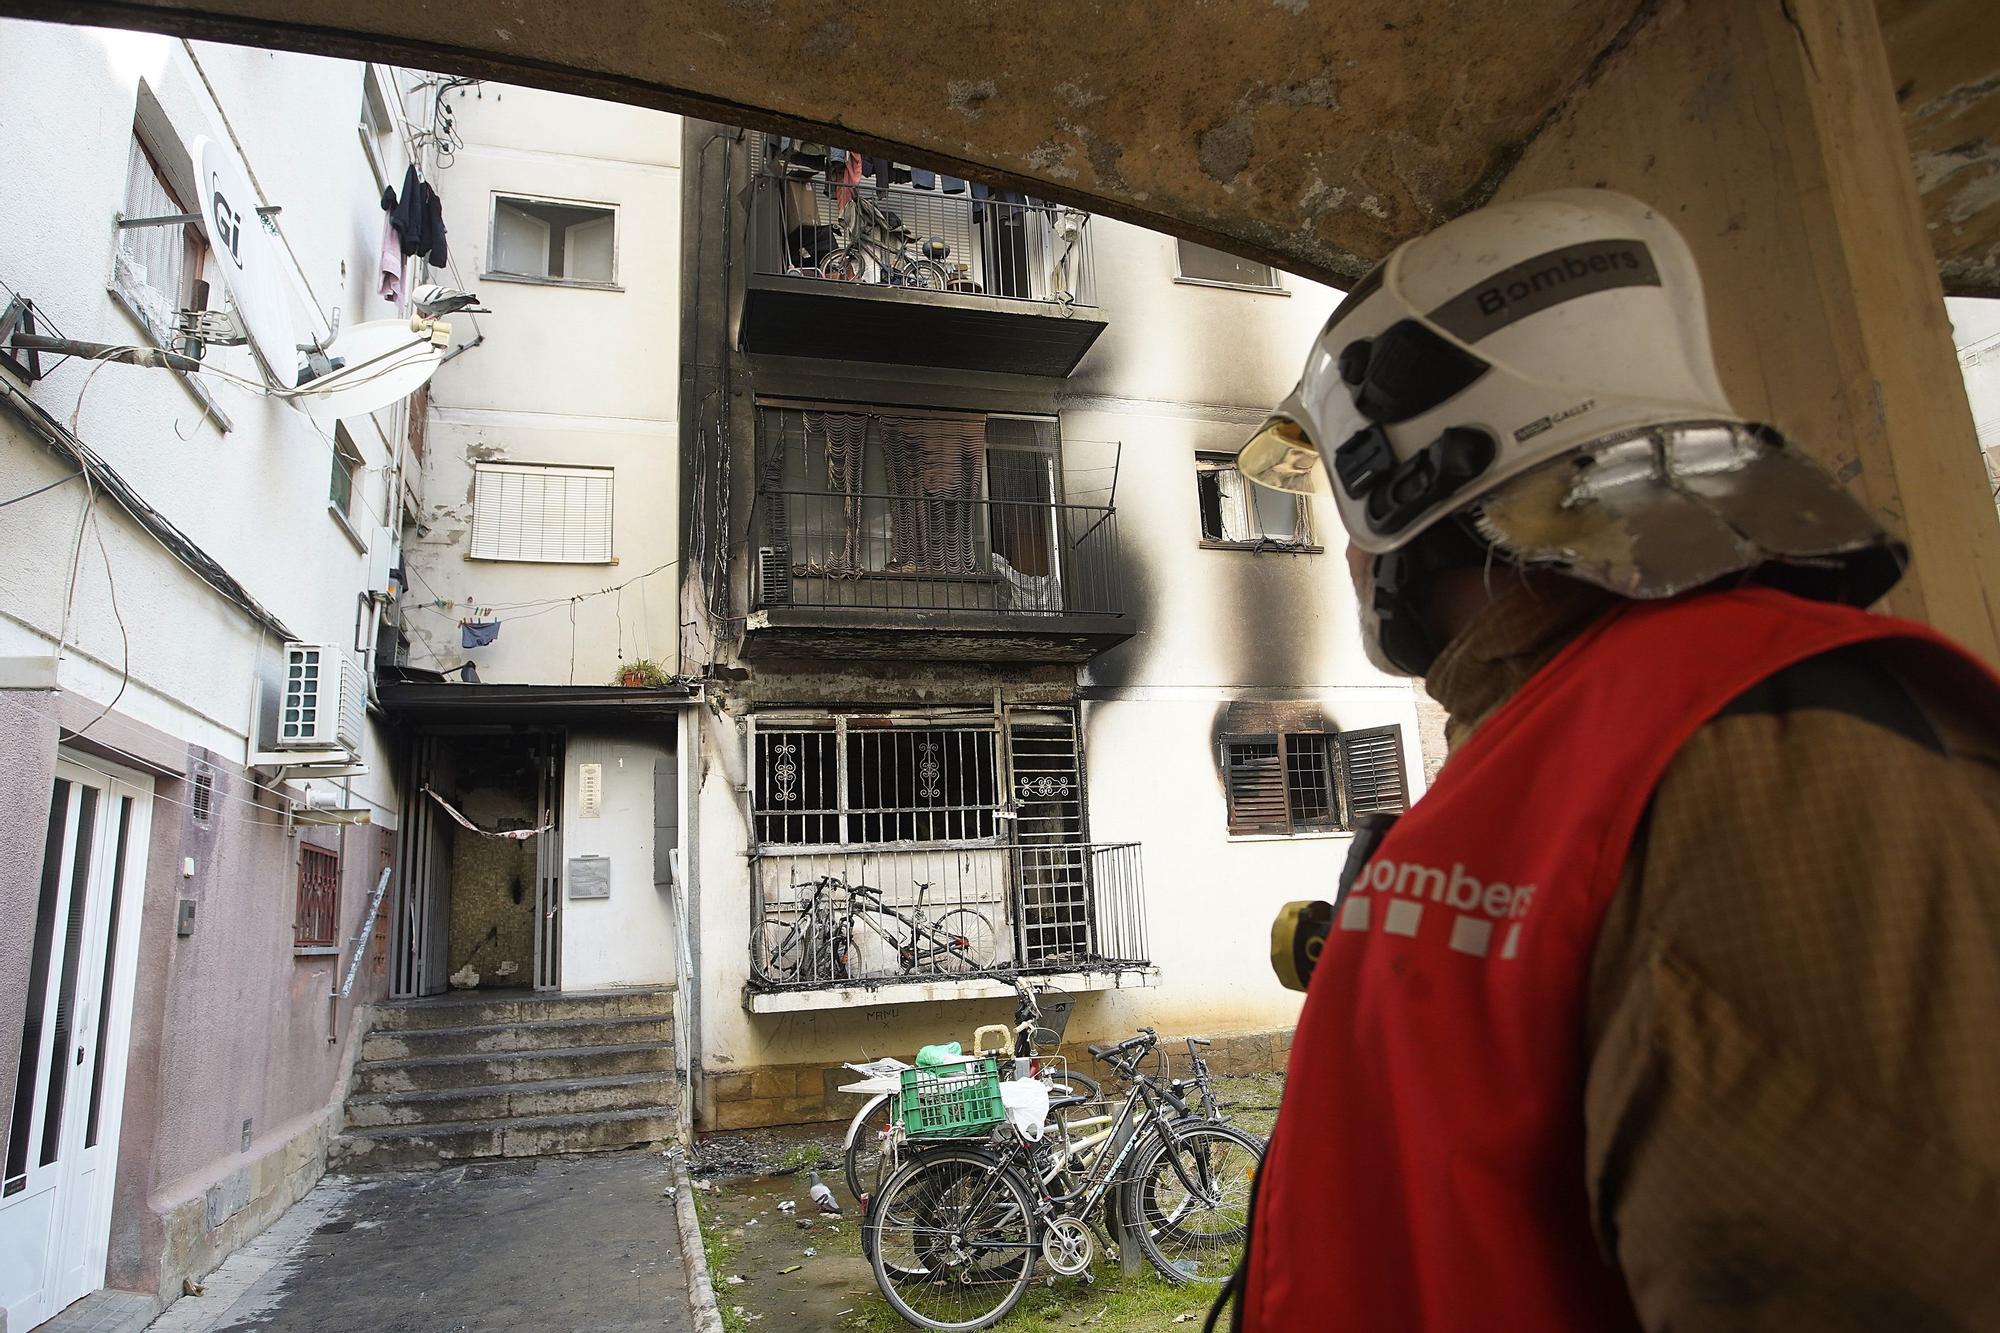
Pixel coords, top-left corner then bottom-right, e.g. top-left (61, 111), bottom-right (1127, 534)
top-left (999, 1077), bottom-right (1050, 1142)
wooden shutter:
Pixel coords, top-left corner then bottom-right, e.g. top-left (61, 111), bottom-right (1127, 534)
top-left (470, 463), bottom-right (614, 563)
top-left (1222, 736), bottom-right (1290, 833)
top-left (1340, 725), bottom-right (1409, 818)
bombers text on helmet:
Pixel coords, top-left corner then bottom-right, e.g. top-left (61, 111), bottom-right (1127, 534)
top-left (1238, 188), bottom-right (1901, 672)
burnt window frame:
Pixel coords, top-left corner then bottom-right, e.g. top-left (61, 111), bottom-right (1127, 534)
top-left (1194, 453), bottom-right (1319, 552)
top-left (1220, 725), bottom-right (1409, 835)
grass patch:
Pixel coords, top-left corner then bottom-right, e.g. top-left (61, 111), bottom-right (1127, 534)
top-left (775, 1141), bottom-right (835, 1174)
top-left (692, 1190), bottom-right (755, 1333)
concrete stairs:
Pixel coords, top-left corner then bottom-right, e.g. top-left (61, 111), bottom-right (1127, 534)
top-left (331, 987), bottom-right (678, 1172)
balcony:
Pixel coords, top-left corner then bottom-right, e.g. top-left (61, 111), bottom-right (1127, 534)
top-left (742, 171), bottom-right (1107, 376)
top-left (745, 489), bottom-right (1131, 661)
top-left (745, 841), bottom-right (1153, 1013)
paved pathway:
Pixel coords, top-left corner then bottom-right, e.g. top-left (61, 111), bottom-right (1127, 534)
top-left (146, 1150), bottom-right (695, 1333)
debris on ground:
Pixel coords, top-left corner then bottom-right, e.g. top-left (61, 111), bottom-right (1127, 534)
top-left (726, 1275), bottom-right (746, 1286)
top-left (779, 1264), bottom-right (802, 1275)
top-left (803, 1247), bottom-right (816, 1258)
top-left (182, 1278), bottom-right (205, 1297)
top-left (778, 1200), bottom-right (797, 1214)
top-left (795, 1216), bottom-right (816, 1230)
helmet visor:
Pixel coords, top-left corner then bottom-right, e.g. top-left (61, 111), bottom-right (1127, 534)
top-left (1236, 413), bottom-right (1330, 497)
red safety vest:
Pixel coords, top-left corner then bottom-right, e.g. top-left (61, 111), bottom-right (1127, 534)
top-left (1241, 586), bottom-right (2000, 1332)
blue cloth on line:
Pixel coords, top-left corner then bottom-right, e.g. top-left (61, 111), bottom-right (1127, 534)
top-left (461, 620), bottom-right (500, 648)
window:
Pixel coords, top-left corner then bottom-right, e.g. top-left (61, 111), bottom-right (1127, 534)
top-left (755, 720), bottom-right (1003, 846)
top-left (470, 462), bottom-right (615, 563)
top-left (1196, 454), bottom-right (1313, 548)
top-left (330, 425), bottom-right (363, 519)
top-left (1221, 726), bottom-right (1409, 834)
top-left (190, 769), bottom-right (214, 825)
top-left (487, 194), bottom-right (618, 286)
top-left (1176, 239), bottom-right (1280, 291)
top-left (115, 133), bottom-right (205, 344)
top-left (294, 843), bottom-right (339, 950)
top-left (357, 67), bottom-right (396, 191)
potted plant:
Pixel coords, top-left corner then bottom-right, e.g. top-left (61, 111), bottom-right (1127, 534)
top-left (613, 658), bottom-right (672, 688)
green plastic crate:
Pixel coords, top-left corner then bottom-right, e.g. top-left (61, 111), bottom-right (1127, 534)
top-left (898, 1056), bottom-right (1005, 1139)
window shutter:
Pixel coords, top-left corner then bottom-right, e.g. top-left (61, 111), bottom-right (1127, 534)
top-left (1340, 725), bottom-right (1409, 818)
top-left (1222, 737), bottom-right (1290, 833)
top-left (470, 463), bottom-right (614, 563)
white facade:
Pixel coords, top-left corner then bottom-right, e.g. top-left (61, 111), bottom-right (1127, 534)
top-left (0, 24), bottom-right (422, 1321)
top-left (400, 83), bottom-right (682, 687)
top-left (390, 82), bottom-right (689, 1005)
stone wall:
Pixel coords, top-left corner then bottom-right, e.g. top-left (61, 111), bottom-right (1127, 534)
top-left (700, 1025), bottom-right (1294, 1131)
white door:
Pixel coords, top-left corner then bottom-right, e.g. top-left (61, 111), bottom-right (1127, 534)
top-left (0, 757), bottom-right (153, 1329)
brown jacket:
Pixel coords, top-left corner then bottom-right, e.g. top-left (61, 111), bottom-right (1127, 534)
top-left (1426, 580), bottom-right (2000, 1332)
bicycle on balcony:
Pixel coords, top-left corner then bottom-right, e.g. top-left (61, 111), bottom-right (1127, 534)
top-left (757, 875), bottom-right (997, 986)
top-left (812, 194), bottom-right (953, 291)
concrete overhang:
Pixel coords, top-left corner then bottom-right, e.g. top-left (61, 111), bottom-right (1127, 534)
top-left (9, 0), bottom-right (1997, 295)
top-left (378, 681), bottom-right (699, 726)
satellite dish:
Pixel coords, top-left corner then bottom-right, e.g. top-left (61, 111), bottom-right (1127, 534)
top-left (288, 319), bottom-right (446, 419)
top-left (191, 136), bottom-right (309, 378)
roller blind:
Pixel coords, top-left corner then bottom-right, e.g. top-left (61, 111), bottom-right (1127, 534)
top-left (470, 463), bottom-right (614, 563)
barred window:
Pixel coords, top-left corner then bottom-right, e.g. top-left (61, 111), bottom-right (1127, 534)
top-left (1221, 725), bottom-right (1408, 834)
top-left (294, 844), bottom-right (339, 950)
top-left (755, 721), bottom-right (1001, 846)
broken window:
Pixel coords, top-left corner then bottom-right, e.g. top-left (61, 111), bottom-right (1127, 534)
top-left (1221, 726), bottom-right (1408, 834)
top-left (1176, 239), bottom-right (1280, 291)
top-left (755, 720), bottom-right (1001, 846)
top-left (1196, 454), bottom-right (1312, 548)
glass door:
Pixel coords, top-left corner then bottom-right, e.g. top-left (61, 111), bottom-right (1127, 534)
top-left (1, 757), bottom-right (152, 1329)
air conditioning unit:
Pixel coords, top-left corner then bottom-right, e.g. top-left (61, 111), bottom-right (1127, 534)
top-left (276, 643), bottom-right (365, 753)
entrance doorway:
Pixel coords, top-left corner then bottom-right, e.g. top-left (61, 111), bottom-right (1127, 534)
top-left (0, 756), bottom-right (153, 1330)
top-left (393, 731), bottom-right (563, 998)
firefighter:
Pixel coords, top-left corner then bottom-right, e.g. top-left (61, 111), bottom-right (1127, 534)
top-left (1228, 189), bottom-right (2000, 1331)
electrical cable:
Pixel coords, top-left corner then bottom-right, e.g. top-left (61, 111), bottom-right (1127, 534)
top-left (0, 469), bottom-right (83, 508)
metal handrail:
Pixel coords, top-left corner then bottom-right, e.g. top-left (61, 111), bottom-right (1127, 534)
top-left (328, 864), bottom-right (393, 1041)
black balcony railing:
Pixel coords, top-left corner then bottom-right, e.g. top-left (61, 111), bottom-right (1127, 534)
top-left (748, 840), bottom-right (1150, 991)
top-left (752, 490), bottom-right (1123, 620)
top-left (749, 173), bottom-right (1097, 309)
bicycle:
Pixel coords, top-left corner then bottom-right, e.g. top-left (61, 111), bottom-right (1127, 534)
top-left (819, 194), bottom-right (950, 290)
top-left (843, 977), bottom-right (1102, 1203)
top-left (864, 1027), bottom-right (1264, 1330)
top-left (757, 876), bottom-right (996, 986)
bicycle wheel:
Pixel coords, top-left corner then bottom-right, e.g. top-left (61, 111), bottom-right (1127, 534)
top-left (905, 258), bottom-right (949, 291)
top-left (844, 1092), bottom-right (897, 1202)
top-left (1045, 1070), bottom-right (1101, 1101)
top-left (928, 908), bottom-right (996, 974)
top-left (756, 917), bottom-right (806, 984)
top-left (821, 248), bottom-right (865, 282)
top-left (870, 1145), bottom-right (1038, 1331)
top-left (1125, 1122), bottom-right (1264, 1285)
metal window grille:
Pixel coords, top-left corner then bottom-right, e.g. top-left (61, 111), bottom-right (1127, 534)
top-left (1285, 734), bottom-right (1339, 828)
top-left (755, 723), bottom-right (999, 846)
top-left (190, 769), bottom-right (214, 825)
top-left (295, 844), bottom-right (340, 949)
top-left (469, 463), bottom-right (614, 563)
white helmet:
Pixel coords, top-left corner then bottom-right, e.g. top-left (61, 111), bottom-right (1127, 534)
top-left (1239, 188), bottom-right (1900, 673)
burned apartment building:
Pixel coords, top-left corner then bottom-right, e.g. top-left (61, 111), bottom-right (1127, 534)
top-left (676, 127), bottom-right (1430, 1129)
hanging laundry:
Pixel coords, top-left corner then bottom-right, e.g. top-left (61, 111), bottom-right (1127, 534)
top-left (390, 164), bottom-right (451, 267)
top-left (378, 211), bottom-right (405, 306)
top-left (833, 151), bottom-right (865, 213)
top-left (461, 619), bottom-right (500, 648)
